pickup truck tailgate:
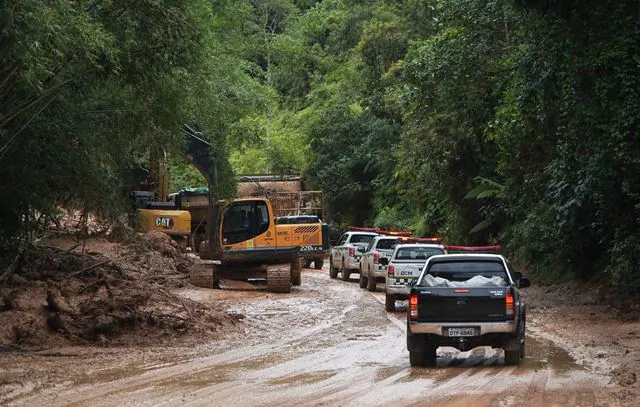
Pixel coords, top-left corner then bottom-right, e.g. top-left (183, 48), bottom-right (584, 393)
top-left (417, 287), bottom-right (508, 323)
top-left (392, 262), bottom-right (424, 278)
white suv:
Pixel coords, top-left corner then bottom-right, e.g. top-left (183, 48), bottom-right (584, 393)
top-left (385, 243), bottom-right (445, 312)
top-left (329, 231), bottom-right (378, 281)
top-left (358, 236), bottom-right (400, 291)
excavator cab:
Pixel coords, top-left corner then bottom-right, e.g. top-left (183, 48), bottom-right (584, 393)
top-left (221, 200), bottom-right (271, 245)
top-left (183, 125), bottom-right (331, 292)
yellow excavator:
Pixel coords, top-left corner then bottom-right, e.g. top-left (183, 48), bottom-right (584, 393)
top-left (183, 125), bottom-right (329, 292)
top-left (132, 146), bottom-right (192, 246)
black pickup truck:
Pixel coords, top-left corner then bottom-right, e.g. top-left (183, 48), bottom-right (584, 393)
top-left (406, 254), bottom-right (530, 367)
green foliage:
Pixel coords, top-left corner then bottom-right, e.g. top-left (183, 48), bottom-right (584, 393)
top-left (306, 105), bottom-right (395, 225)
top-left (270, 0), bottom-right (640, 295)
top-left (4, 0), bottom-right (640, 296)
top-left (228, 106), bottom-right (309, 174)
top-left (0, 0), bottom-right (259, 250)
top-left (372, 206), bottom-right (416, 231)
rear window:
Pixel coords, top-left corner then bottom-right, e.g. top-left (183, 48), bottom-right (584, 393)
top-left (395, 247), bottom-right (444, 260)
top-left (423, 261), bottom-right (508, 283)
top-left (376, 239), bottom-right (397, 250)
top-left (350, 234), bottom-right (375, 244)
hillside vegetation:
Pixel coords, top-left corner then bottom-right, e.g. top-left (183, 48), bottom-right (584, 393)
top-left (2, 0), bottom-right (639, 295)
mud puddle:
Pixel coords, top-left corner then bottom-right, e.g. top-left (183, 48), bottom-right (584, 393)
top-left (1, 268), bottom-right (623, 406)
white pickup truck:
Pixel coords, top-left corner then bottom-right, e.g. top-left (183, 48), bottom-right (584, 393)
top-left (385, 243), bottom-right (445, 312)
top-left (330, 231), bottom-right (378, 281)
top-left (358, 235), bottom-right (400, 291)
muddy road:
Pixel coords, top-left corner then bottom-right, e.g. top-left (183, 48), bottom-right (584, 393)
top-left (0, 266), bottom-right (626, 406)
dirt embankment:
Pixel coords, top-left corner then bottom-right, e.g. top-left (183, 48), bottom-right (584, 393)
top-left (0, 232), bottom-right (239, 350)
top-left (523, 282), bottom-right (640, 405)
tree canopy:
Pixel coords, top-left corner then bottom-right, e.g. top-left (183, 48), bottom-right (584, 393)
top-left (3, 0), bottom-right (640, 295)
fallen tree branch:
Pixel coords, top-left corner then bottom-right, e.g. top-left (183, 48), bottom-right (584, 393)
top-left (66, 242), bottom-right (82, 253)
top-left (64, 259), bottom-right (112, 279)
top-left (77, 279), bottom-right (108, 294)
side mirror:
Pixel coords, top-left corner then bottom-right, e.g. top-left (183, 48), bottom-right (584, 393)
top-left (379, 257), bottom-right (389, 266)
top-left (518, 277), bottom-right (531, 288)
top-left (513, 271), bottom-right (523, 281)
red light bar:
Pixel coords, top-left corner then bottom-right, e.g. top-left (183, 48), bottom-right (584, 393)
top-left (347, 226), bottom-right (413, 236)
top-left (348, 226), bottom-right (379, 232)
top-left (398, 236), bottom-right (442, 243)
top-left (379, 230), bottom-right (412, 236)
top-left (443, 244), bottom-right (501, 251)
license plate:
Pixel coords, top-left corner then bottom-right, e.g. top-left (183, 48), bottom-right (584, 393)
top-left (446, 327), bottom-right (476, 337)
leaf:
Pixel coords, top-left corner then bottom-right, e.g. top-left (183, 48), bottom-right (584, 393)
top-left (469, 218), bottom-right (494, 234)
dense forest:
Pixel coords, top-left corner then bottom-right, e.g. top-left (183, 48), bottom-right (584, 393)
top-left (1, 0), bottom-right (639, 295)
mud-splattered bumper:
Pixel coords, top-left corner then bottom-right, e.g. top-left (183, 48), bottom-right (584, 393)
top-left (370, 265), bottom-right (387, 279)
top-left (345, 256), bottom-right (362, 271)
top-left (386, 279), bottom-right (415, 297)
top-left (408, 321), bottom-right (516, 336)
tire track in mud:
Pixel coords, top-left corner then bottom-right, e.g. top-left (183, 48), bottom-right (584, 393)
top-left (7, 269), bottom-right (621, 406)
top-left (366, 286), bottom-right (619, 407)
top-left (183, 278), bottom-right (614, 407)
top-left (11, 294), bottom-right (360, 407)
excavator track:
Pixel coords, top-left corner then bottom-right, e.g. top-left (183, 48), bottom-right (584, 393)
top-left (267, 267), bottom-right (291, 293)
top-left (189, 261), bottom-right (218, 289)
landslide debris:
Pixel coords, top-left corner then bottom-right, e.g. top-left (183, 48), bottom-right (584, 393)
top-left (0, 232), bottom-right (237, 349)
top-left (612, 352), bottom-right (640, 406)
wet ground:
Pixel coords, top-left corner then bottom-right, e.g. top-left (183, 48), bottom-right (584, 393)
top-left (0, 266), bottom-right (624, 406)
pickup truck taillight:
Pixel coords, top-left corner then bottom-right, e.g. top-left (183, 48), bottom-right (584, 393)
top-left (373, 252), bottom-right (379, 263)
top-left (348, 246), bottom-right (355, 256)
top-left (408, 293), bottom-right (418, 319)
top-left (387, 264), bottom-right (395, 278)
top-left (505, 292), bottom-right (514, 319)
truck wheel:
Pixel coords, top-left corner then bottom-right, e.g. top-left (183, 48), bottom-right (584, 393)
top-left (329, 258), bottom-right (338, 279)
top-left (359, 272), bottom-right (367, 288)
top-left (504, 349), bottom-right (521, 365)
top-left (367, 275), bottom-right (376, 292)
top-left (290, 261), bottom-right (301, 286)
top-left (409, 339), bottom-right (437, 367)
top-left (341, 261), bottom-right (350, 281)
top-left (424, 345), bottom-right (437, 367)
top-left (409, 347), bottom-right (426, 367)
top-left (504, 337), bottom-right (521, 366)
top-left (267, 268), bottom-right (291, 293)
top-left (385, 294), bottom-right (396, 312)
top-left (520, 312), bottom-right (526, 358)
top-left (314, 258), bottom-right (324, 269)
